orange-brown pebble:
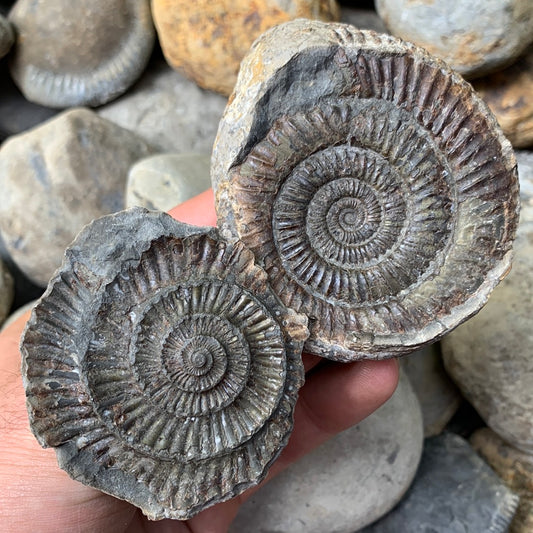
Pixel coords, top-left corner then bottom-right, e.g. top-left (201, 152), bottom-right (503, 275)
top-left (151, 0), bottom-right (340, 96)
top-left (474, 47), bottom-right (533, 149)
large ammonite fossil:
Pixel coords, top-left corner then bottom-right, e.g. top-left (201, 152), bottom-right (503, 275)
top-left (212, 19), bottom-right (520, 362)
top-left (20, 208), bottom-right (307, 519)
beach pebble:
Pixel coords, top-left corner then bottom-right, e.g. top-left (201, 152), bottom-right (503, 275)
top-left (474, 46), bottom-right (533, 149)
top-left (0, 13), bottom-right (13, 58)
top-left (0, 259), bottom-right (14, 326)
top-left (8, 0), bottom-right (155, 107)
top-left (340, 6), bottom-right (388, 33)
top-left (229, 370), bottom-right (424, 533)
top-left (151, 0), bottom-right (340, 96)
top-left (126, 153), bottom-right (211, 211)
top-left (0, 108), bottom-right (153, 286)
top-left (471, 427), bottom-right (533, 533)
top-left (442, 150), bottom-right (533, 453)
top-left (375, 0), bottom-right (533, 78)
top-left (98, 60), bottom-right (227, 153)
top-left (362, 432), bottom-right (519, 532)
top-left (402, 344), bottom-right (462, 437)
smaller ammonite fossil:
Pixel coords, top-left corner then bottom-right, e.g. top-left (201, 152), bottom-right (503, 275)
top-left (212, 19), bottom-right (520, 362)
top-left (21, 208), bottom-right (308, 519)
top-left (8, 0), bottom-right (154, 108)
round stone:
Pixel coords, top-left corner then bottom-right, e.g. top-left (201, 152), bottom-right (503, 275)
top-left (442, 150), bottom-right (533, 452)
top-left (0, 108), bottom-right (153, 286)
top-left (126, 153), bottom-right (211, 211)
top-left (229, 370), bottom-right (424, 533)
top-left (375, 0), bottom-right (533, 78)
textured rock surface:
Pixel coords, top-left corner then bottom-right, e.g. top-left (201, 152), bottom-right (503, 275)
top-left (126, 153), bottom-right (211, 211)
top-left (472, 428), bottom-right (533, 533)
top-left (0, 259), bottom-right (14, 326)
top-left (98, 59), bottom-right (227, 153)
top-left (442, 150), bottom-right (533, 452)
top-left (151, 0), bottom-right (340, 96)
top-left (375, 0), bottom-right (533, 79)
top-left (340, 6), bottom-right (387, 33)
top-left (362, 432), bottom-right (519, 532)
top-left (212, 19), bottom-right (518, 361)
top-left (21, 208), bottom-right (308, 519)
top-left (402, 344), bottom-right (461, 437)
top-left (0, 108), bottom-right (153, 286)
top-left (229, 371), bottom-right (424, 533)
top-left (474, 46), bottom-right (533, 149)
top-left (8, 0), bottom-right (155, 107)
top-left (0, 13), bottom-right (13, 58)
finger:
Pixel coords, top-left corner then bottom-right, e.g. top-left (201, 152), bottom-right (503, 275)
top-left (266, 357), bottom-right (399, 478)
top-left (167, 189), bottom-right (216, 227)
top-left (302, 352), bottom-right (323, 373)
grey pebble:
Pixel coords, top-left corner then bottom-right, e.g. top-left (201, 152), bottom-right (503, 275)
top-left (0, 13), bottom-right (13, 58)
top-left (402, 344), bottom-right (462, 437)
top-left (361, 433), bottom-right (519, 533)
top-left (442, 151), bottom-right (533, 453)
top-left (376, 0), bottom-right (533, 78)
top-left (229, 370), bottom-right (424, 533)
top-left (8, 0), bottom-right (155, 108)
top-left (98, 59), bottom-right (227, 154)
top-left (126, 153), bottom-right (211, 211)
top-left (0, 108), bottom-right (153, 286)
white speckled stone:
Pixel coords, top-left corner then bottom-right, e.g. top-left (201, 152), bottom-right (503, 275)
top-left (126, 153), bottom-right (211, 211)
top-left (229, 370), bottom-right (423, 533)
top-left (376, 0), bottom-right (533, 78)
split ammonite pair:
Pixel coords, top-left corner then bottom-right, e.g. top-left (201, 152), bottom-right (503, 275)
top-left (21, 20), bottom-right (519, 519)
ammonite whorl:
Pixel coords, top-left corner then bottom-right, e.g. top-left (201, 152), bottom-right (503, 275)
top-left (20, 208), bottom-right (307, 519)
top-left (212, 19), bottom-right (520, 362)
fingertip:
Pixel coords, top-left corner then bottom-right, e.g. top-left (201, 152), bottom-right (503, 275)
top-left (352, 357), bottom-right (400, 410)
top-left (167, 189), bottom-right (217, 227)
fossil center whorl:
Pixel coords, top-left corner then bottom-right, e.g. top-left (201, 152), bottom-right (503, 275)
top-left (235, 100), bottom-right (455, 313)
top-left (86, 253), bottom-right (286, 462)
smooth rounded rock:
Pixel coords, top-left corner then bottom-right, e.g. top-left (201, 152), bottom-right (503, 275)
top-left (442, 150), bottom-right (533, 453)
top-left (474, 46), bottom-right (533, 149)
top-left (97, 59), bottom-right (227, 153)
top-left (126, 153), bottom-right (211, 211)
top-left (0, 108), bottom-right (153, 286)
top-left (8, 0), bottom-right (155, 107)
top-left (362, 432), bottom-right (519, 532)
top-left (0, 13), bottom-right (13, 58)
top-left (402, 344), bottom-right (462, 437)
top-left (471, 427), bottom-right (533, 533)
top-left (151, 0), bottom-right (340, 96)
top-left (0, 259), bottom-right (14, 326)
top-left (375, 0), bottom-right (533, 79)
top-left (229, 370), bottom-right (424, 533)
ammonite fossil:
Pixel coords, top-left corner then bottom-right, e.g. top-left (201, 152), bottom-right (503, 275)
top-left (212, 19), bottom-right (520, 362)
top-left (21, 208), bottom-right (307, 519)
top-left (8, 0), bottom-right (154, 108)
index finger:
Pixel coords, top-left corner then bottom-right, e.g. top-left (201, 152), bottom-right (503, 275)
top-left (167, 188), bottom-right (217, 227)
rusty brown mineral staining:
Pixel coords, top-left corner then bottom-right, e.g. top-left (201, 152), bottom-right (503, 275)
top-left (21, 208), bottom-right (307, 520)
top-left (212, 19), bottom-right (520, 362)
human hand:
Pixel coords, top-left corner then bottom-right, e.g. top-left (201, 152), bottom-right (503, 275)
top-left (0, 190), bottom-right (399, 533)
